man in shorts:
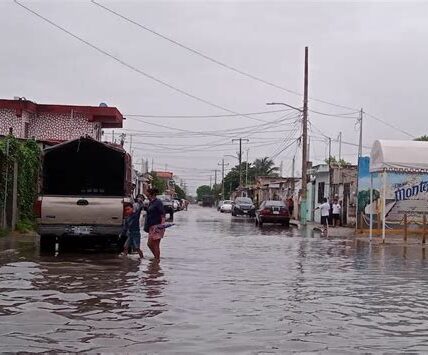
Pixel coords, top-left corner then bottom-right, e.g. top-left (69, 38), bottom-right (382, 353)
top-left (316, 197), bottom-right (331, 235)
top-left (332, 198), bottom-right (341, 227)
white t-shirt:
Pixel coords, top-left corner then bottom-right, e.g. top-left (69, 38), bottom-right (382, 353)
top-left (332, 203), bottom-right (341, 214)
top-left (320, 202), bottom-right (331, 217)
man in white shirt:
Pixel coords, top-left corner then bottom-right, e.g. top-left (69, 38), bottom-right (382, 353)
top-left (332, 198), bottom-right (341, 227)
top-left (316, 197), bottom-right (331, 229)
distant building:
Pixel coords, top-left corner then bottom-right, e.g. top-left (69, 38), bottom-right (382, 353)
top-left (153, 171), bottom-right (176, 196)
top-left (0, 98), bottom-right (123, 142)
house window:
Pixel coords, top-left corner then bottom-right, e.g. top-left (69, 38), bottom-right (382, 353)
top-left (318, 182), bottom-right (325, 203)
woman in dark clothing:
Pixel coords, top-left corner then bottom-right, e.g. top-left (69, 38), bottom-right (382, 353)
top-left (144, 188), bottom-right (166, 261)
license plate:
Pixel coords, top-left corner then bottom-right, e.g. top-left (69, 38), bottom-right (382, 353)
top-left (71, 226), bottom-right (92, 235)
top-left (243, 211), bottom-right (248, 214)
top-left (273, 211), bottom-right (279, 215)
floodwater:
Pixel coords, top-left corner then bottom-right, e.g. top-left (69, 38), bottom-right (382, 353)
top-left (1, 206), bottom-right (427, 353)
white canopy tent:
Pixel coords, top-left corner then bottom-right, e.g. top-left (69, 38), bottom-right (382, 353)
top-left (368, 140), bottom-right (428, 241)
top-left (370, 140), bottom-right (428, 173)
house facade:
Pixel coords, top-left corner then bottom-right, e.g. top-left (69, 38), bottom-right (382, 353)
top-left (0, 98), bottom-right (123, 142)
top-left (307, 163), bottom-right (357, 225)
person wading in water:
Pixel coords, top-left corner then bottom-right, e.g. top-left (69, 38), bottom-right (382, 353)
top-left (144, 188), bottom-right (166, 261)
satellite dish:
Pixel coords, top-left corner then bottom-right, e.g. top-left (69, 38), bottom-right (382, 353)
top-left (99, 102), bottom-right (108, 107)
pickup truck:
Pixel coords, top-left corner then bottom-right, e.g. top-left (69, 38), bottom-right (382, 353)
top-left (35, 137), bottom-right (132, 251)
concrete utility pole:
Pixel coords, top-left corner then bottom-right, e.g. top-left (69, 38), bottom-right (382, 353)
top-left (232, 138), bottom-right (249, 187)
top-left (245, 149), bottom-right (249, 186)
top-left (338, 131), bottom-right (342, 161)
top-left (300, 46), bottom-right (309, 225)
top-left (292, 155), bottom-right (295, 194)
top-left (218, 159), bottom-right (229, 200)
top-left (328, 137), bottom-right (332, 197)
top-left (358, 108), bottom-right (363, 157)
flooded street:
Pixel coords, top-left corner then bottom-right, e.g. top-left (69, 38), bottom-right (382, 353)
top-left (1, 206), bottom-right (428, 353)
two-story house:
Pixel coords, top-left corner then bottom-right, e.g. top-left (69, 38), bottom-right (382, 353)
top-left (0, 98), bottom-right (124, 142)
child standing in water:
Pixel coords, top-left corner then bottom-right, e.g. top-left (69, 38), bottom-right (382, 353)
top-left (120, 198), bottom-right (144, 259)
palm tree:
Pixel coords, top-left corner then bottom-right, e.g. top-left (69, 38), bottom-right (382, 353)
top-left (252, 157), bottom-right (279, 177)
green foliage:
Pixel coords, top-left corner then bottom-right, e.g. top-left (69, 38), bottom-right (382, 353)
top-left (252, 157), bottom-right (279, 177)
top-left (150, 172), bottom-right (166, 194)
top-left (175, 184), bottom-right (186, 200)
top-left (15, 218), bottom-right (35, 233)
top-left (325, 155), bottom-right (350, 167)
top-left (0, 136), bottom-right (41, 227)
top-left (358, 189), bottom-right (380, 212)
top-left (415, 135), bottom-right (428, 141)
top-left (223, 157), bottom-right (279, 193)
top-left (196, 185), bottom-right (212, 201)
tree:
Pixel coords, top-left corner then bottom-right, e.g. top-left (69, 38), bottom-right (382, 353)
top-left (150, 172), bottom-right (166, 194)
top-left (415, 135), bottom-right (428, 141)
top-left (196, 185), bottom-right (212, 201)
top-left (175, 184), bottom-right (186, 200)
top-left (252, 157), bottom-right (279, 177)
top-left (325, 156), bottom-right (350, 167)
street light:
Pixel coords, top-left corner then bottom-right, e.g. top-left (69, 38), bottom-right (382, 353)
top-left (266, 99), bottom-right (308, 226)
top-left (266, 102), bottom-right (303, 112)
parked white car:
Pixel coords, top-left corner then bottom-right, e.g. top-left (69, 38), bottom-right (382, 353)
top-left (220, 200), bottom-right (233, 213)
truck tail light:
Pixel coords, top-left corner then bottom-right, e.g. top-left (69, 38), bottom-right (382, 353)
top-left (34, 198), bottom-right (42, 218)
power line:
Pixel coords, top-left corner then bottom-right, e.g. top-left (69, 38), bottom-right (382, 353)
top-left (14, 0), bottom-right (268, 124)
top-left (91, 0), bottom-right (359, 112)
top-left (125, 108), bottom-right (292, 119)
top-left (364, 112), bottom-right (415, 138)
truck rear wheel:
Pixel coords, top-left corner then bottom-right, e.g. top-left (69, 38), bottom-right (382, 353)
top-left (40, 235), bottom-right (56, 253)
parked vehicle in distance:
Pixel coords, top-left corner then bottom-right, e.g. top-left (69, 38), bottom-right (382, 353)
top-left (255, 200), bottom-right (290, 227)
top-left (173, 199), bottom-right (181, 212)
top-left (157, 195), bottom-right (175, 221)
top-left (35, 137), bottom-right (132, 251)
top-left (220, 200), bottom-right (233, 213)
top-left (217, 200), bottom-right (224, 211)
top-left (232, 197), bottom-right (256, 217)
top-left (202, 195), bottom-right (214, 207)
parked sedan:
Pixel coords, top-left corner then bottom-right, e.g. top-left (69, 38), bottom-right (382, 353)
top-left (232, 197), bottom-right (256, 217)
top-left (255, 200), bottom-right (290, 227)
top-left (220, 200), bottom-right (233, 213)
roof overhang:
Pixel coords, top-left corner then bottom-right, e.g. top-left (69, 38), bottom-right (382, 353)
top-left (0, 99), bottom-right (124, 128)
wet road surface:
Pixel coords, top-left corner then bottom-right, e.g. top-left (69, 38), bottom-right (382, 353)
top-left (1, 206), bottom-right (428, 353)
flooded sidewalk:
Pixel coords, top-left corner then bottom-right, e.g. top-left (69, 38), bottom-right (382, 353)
top-left (1, 206), bottom-right (427, 353)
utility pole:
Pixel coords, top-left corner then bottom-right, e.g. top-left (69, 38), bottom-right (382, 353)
top-left (151, 158), bottom-right (154, 172)
top-left (356, 108), bottom-right (364, 230)
top-left (338, 131), bottom-right (342, 161)
top-left (245, 149), bottom-right (249, 186)
top-left (232, 138), bottom-right (249, 187)
top-left (300, 46), bottom-right (309, 225)
top-left (328, 137), bottom-right (332, 197)
top-left (218, 159), bottom-right (229, 200)
top-left (291, 155), bottom-right (295, 194)
top-left (358, 109), bottom-right (363, 157)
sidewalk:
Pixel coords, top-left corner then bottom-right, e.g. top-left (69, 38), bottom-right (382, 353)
top-left (290, 219), bottom-right (356, 238)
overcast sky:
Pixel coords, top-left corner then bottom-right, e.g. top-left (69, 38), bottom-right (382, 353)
top-left (1, 0), bottom-right (427, 193)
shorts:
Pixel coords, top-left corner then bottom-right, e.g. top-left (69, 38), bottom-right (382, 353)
top-left (148, 225), bottom-right (165, 241)
top-left (333, 214), bottom-right (340, 221)
top-left (125, 230), bottom-right (141, 249)
top-left (321, 216), bottom-right (329, 226)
